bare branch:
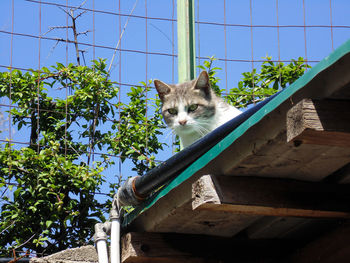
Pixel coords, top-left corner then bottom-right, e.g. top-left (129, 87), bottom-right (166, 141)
top-left (71, 14), bottom-right (81, 65)
top-left (14, 233), bottom-right (37, 250)
top-left (8, 250), bottom-right (30, 263)
top-left (72, 0), bottom-right (88, 12)
top-left (50, 26), bottom-right (71, 30)
top-left (108, 0), bottom-right (139, 74)
top-left (0, 185), bottom-right (9, 198)
top-left (45, 0), bottom-right (89, 65)
top-left (54, 37), bottom-right (67, 43)
top-left (77, 30), bottom-right (91, 36)
top-left (131, 145), bottom-right (152, 164)
top-left (58, 6), bottom-right (73, 18)
top-left (65, 139), bottom-right (89, 166)
top-left (45, 39), bottom-right (61, 60)
top-left (150, 23), bottom-right (174, 47)
top-left (87, 104), bottom-right (100, 165)
top-left (0, 220), bottom-right (16, 235)
top-left (80, 50), bottom-right (87, 65)
top-left (75, 10), bottom-right (88, 20)
top-left (79, 47), bottom-right (89, 53)
top-left (42, 26), bottom-right (72, 37)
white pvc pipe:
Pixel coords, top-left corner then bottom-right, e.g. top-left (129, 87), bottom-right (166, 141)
top-left (110, 218), bottom-right (121, 263)
top-left (96, 239), bottom-right (109, 263)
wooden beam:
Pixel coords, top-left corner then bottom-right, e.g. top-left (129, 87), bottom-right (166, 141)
top-left (121, 232), bottom-right (201, 263)
top-left (192, 175), bottom-right (350, 219)
top-left (287, 99), bottom-right (350, 147)
top-left (121, 232), bottom-right (297, 263)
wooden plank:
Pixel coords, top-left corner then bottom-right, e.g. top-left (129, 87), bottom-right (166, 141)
top-left (289, 129), bottom-right (350, 148)
top-left (152, 198), bottom-right (259, 237)
top-left (287, 99), bottom-right (350, 147)
top-left (192, 175), bottom-right (350, 219)
top-left (197, 203), bottom-right (350, 219)
top-left (226, 131), bottom-right (350, 182)
top-left (129, 173), bottom-right (260, 238)
top-left (244, 216), bottom-right (314, 239)
top-left (121, 232), bottom-right (297, 263)
top-left (323, 162), bottom-right (350, 183)
top-left (121, 232), bottom-right (204, 263)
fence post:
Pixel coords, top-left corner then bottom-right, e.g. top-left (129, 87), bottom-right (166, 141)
top-left (177, 0), bottom-right (196, 83)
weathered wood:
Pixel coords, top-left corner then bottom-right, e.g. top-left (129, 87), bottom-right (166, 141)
top-left (128, 173), bottom-right (259, 238)
top-left (288, 222), bottom-right (350, 263)
top-left (206, 101), bottom-right (350, 182)
top-left (193, 175), bottom-right (350, 219)
top-left (129, 174), bottom-right (350, 239)
top-left (244, 216), bottom-right (313, 239)
top-left (197, 203), bottom-right (350, 219)
top-left (287, 99), bottom-right (350, 147)
top-left (121, 232), bottom-right (203, 263)
top-left (121, 232), bottom-right (297, 263)
top-left (221, 99), bottom-right (350, 181)
top-left (225, 131), bottom-right (350, 182)
top-left (144, 196), bottom-right (259, 238)
top-left (323, 162), bottom-right (350, 183)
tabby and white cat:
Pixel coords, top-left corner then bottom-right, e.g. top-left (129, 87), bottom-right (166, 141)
top-left (154, 71), bottom-right (241, 149)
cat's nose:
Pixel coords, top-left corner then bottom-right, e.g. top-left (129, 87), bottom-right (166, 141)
top-left (179, 120), bottom-right (187, 126)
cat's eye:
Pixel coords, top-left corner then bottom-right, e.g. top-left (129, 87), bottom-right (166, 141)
top-left (167, 108), bottom-right (178, 115)
top-left (188, 104), bottom-right (198, 112)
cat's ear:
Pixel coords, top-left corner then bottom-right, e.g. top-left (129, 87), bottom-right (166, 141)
top-left (154, 79), bottom-right (171, 101)
top-left (194, 71), bottom-right (210, 95)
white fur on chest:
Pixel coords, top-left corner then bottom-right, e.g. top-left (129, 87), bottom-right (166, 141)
top-left (175, 101), bottom-right (241, 149)
top-left (214, 101), bottom-right (241, 128)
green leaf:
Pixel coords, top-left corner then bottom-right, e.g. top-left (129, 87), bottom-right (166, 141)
top-left (46, 220), bottom-right (53, 228)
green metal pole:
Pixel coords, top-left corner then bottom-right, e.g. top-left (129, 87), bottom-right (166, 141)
top-left (177, 0), bottom-right (196, 83)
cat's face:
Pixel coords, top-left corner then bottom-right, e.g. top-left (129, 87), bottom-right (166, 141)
top-left (154, 71), bottom-right (216, 137)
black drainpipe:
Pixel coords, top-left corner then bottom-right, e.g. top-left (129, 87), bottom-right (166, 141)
top-left (118, 92), bottom-right (279, 205)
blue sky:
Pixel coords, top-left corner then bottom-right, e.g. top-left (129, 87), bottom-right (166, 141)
top-left (1, 0), bottom-right (350, 198)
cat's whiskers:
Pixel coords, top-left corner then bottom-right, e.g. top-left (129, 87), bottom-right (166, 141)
top-left (194, 120), bottom-right (211, 133)
top-left (164, 128), bottom-right (174, 140)
top-left (191, 122), bottom-right (210, 137)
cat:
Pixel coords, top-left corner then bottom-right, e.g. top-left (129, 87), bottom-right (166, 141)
top-left (154, 71), bottom-right (241, 149)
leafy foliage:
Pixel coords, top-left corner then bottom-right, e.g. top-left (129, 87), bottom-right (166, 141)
top-left (0, 59), bottom-right (165, 256)
top-left (198, 56), bottom-right (310, 109)
top-left (0, 140), bottom-right (104, 253)
top-left (106, 81), bottom-right (165, 174)
top-left (197, 56), bottom-right (223, 96)
top-left (225, 56), bottom-right (311, 108)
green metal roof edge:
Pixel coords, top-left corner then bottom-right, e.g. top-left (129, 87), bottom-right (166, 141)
top-left (122, 38), bottom-right (350, 228)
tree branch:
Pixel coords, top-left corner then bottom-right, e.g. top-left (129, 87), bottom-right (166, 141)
top-left (77, 30), bottom-right (91, 36)
top-left (42, 26), bottom-right (72, 36)
top-left (108, 0), bottom-right (139, 74)
top-left (131, 145), bottom-right (152, 164)
top-left (58, 6), bottom-right (73, 18)
top-left (75, 10), bottom-right (87, 20)
top-left (72, 0), bottom-right (88, 12)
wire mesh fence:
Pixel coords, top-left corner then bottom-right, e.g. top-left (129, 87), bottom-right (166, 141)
top-left (0, 0), bottom-right (349, 258)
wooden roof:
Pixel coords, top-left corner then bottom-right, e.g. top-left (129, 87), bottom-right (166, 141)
top-left (121, 39), bottom-right (350, 262)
